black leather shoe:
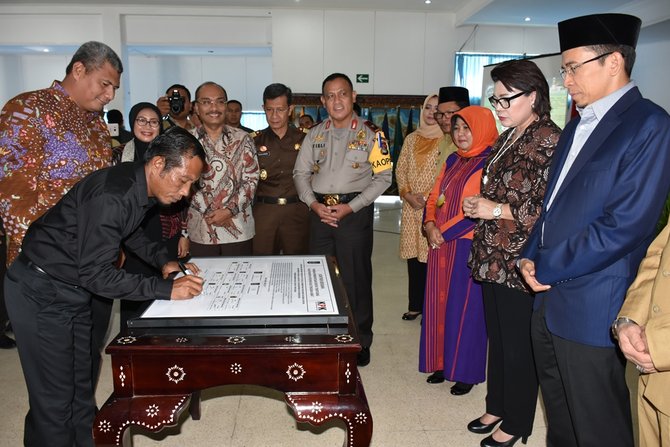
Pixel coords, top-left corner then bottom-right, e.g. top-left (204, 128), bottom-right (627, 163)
top-left (0, 333), bottom-right (16, 349)
top-left (480, 433), bottom-right (527, 447)
top-left (357, 347), bottom-right (370, 367)
top-left (426, 370), bottom-right (445, 383)
top-left (450, 381), bottom-right (474, 395)
top-left (401, 311), bottom-right (421, 321)
top-left (467, 416), bottom-right (502, 434)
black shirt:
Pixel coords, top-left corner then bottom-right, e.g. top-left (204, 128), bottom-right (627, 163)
top-left (22, 162), bottom-right (173, 300)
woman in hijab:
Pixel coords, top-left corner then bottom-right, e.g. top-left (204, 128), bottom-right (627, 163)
top-left (114, 102), bottom-right (190, 327)
top-left (420, 106), bottom-right (498, 395)
top-left (396, 93), bottom-right (444, 321)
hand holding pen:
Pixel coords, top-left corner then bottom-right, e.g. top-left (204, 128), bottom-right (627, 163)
top-left (162, 261), bottom-right (204, 300)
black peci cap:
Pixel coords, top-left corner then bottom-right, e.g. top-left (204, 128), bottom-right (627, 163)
top-left (558, 13), bottom-right (641, 52)
top-left (438, 86), bottom-right (470, 105)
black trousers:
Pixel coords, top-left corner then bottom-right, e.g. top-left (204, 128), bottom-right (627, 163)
top-left (406, 257), bottom-right (427, 313)
top-left (90, 295), bottom-right (113, 389)
top-left (5, 257), bottom-right (95, 447)
top-left (190, 239), bottom-right (253, 257)
top-left (309, 204), bottom-right (374, 347)
top-left (531, 302), bottom-right (634, 447)
top-left (482, 283), bottom-right (538, 437)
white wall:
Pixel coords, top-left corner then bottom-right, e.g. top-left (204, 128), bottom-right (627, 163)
top-left (0, 4), bottom-right (667, 114)
top-left (636, 20), bottom-right (670, 112)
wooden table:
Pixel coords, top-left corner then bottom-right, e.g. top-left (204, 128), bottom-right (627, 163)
top-left (93, 322), bottom-right (372, 446)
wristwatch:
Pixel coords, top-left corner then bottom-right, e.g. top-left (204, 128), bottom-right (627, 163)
top-left (611, 316), bottom-right (638, 340)
top-left (492, 203), bottom-right (503, 219)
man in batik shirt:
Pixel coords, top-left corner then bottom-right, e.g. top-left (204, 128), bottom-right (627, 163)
top-left (0, 41), bottom-right (122, 364)
top-left (188, 81), bottom-right (259, 256)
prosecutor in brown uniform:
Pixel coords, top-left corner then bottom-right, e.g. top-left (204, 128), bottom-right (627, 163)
top-left (251, 83), bottom-right (310, 255)
top-left (293, 73), bottom-right (392, 366)
top-left (616, 221), bottom-right (670, 447)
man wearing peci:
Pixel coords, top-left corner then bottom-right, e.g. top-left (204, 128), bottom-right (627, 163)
top-left (519, 13), bottom-right (670, 447)
top-left (434, 86), bottom-right (470, 172)
top-left (251, 83), bottom-right (310, 255)
top-left (5, 127), bottom-right (206, 447)
top-left (293, 73), bottom-right (392, 366)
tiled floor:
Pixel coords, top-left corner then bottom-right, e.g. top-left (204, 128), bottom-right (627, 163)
top-left (0, 197), bottom-right (640, 446)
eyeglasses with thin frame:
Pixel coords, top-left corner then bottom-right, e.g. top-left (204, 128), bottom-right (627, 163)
top-left (560, 52), bottom-right (613, 79)
top-left (135, 117), bottom-right (160, 129)
top-left (197, 98), bottom-right (227, 107)
top-left (433, 109), bottom-right (461, 121)
top-left (488, 91), bottom-right (527, 109)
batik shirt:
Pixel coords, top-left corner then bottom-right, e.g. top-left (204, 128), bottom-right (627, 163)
top-left (0, 81), bottom-right (112, 264)
top-left (188, 126), bottom-right (259, 244)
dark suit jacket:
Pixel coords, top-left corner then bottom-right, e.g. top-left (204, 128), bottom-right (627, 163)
top-left (522, 86), bottom-right (670, 347)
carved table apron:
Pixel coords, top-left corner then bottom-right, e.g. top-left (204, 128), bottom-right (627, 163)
top-left (93, 331), bottom-right (372, 446)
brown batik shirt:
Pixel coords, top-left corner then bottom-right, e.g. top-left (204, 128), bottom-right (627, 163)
top-left (0, 81), bottom-right (112, 264)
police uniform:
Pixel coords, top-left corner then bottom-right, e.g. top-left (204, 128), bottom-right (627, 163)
top-left (293, 116), bottom-right (392, 349)
top-left (251, 126), bottom-right (310, 255)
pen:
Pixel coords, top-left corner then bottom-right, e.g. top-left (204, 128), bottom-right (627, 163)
top-left (178, 261), bottom-right (194, 276)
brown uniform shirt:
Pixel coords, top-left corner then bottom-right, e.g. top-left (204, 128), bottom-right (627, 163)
top-left (251, 126), bottom-right (309, 255)
top-left (252, 126), bottom-right (307, 199)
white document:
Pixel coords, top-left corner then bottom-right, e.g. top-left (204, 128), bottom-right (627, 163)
top-left (141, 255), bottom-right (339, 318)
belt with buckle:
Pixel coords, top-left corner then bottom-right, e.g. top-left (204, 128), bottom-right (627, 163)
top-left (314, 192), bottom-right (360, 206)
top-left (255, 195), bottom-right (300, 205)
top-left (18, 252), bottom-right (48, 276)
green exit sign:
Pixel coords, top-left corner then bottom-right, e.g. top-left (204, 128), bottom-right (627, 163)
top-left (356, 74), bottom-right (369, 83)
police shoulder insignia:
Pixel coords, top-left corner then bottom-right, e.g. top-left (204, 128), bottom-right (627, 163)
top-left (301, 127), bottom-right (309, 134)
top-left (249, 130), bottom-right (260, 139)
top-left (368, 131), bottom-right (392, 174)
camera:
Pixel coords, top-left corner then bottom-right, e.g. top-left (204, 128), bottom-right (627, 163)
top-left (168, 89), bottom-right (185, 115)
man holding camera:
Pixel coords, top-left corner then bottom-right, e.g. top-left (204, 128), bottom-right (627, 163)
top-left (157, 83), bottom-right (196, 131)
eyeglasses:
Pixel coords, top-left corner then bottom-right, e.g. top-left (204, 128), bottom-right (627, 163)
top-left (560, 52), bottom-right (613, 79)
top-left (488, 91), bottom-right (527, 109)
top-left (135, 117), bottom-right (160, 128)
top-left (433, 109), bottom-right (460, 120)
top-left (197, 98), bottom-right (227, 107)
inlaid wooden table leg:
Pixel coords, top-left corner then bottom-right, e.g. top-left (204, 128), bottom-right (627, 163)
top-left (93, 394), bottom-right (191, 446)
top-left (284, 376), bottom-right (372, 447)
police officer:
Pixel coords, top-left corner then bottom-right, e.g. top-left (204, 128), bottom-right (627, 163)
top-left (293, 73), bottom-right (392, 366)
top-left (251, 83), bottom-right (310, 255)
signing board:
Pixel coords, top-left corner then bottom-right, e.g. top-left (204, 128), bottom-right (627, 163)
top-left (128, 255), bottom-right (349, 334)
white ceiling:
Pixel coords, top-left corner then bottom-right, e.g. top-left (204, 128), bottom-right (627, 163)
top-left (3, 0), bottom-right (669, 27)
top-left (0, 0), bottom-right (666, 56)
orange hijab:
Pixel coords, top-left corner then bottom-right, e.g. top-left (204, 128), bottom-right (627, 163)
top-left (450, 106), bottom-right (498, 158)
